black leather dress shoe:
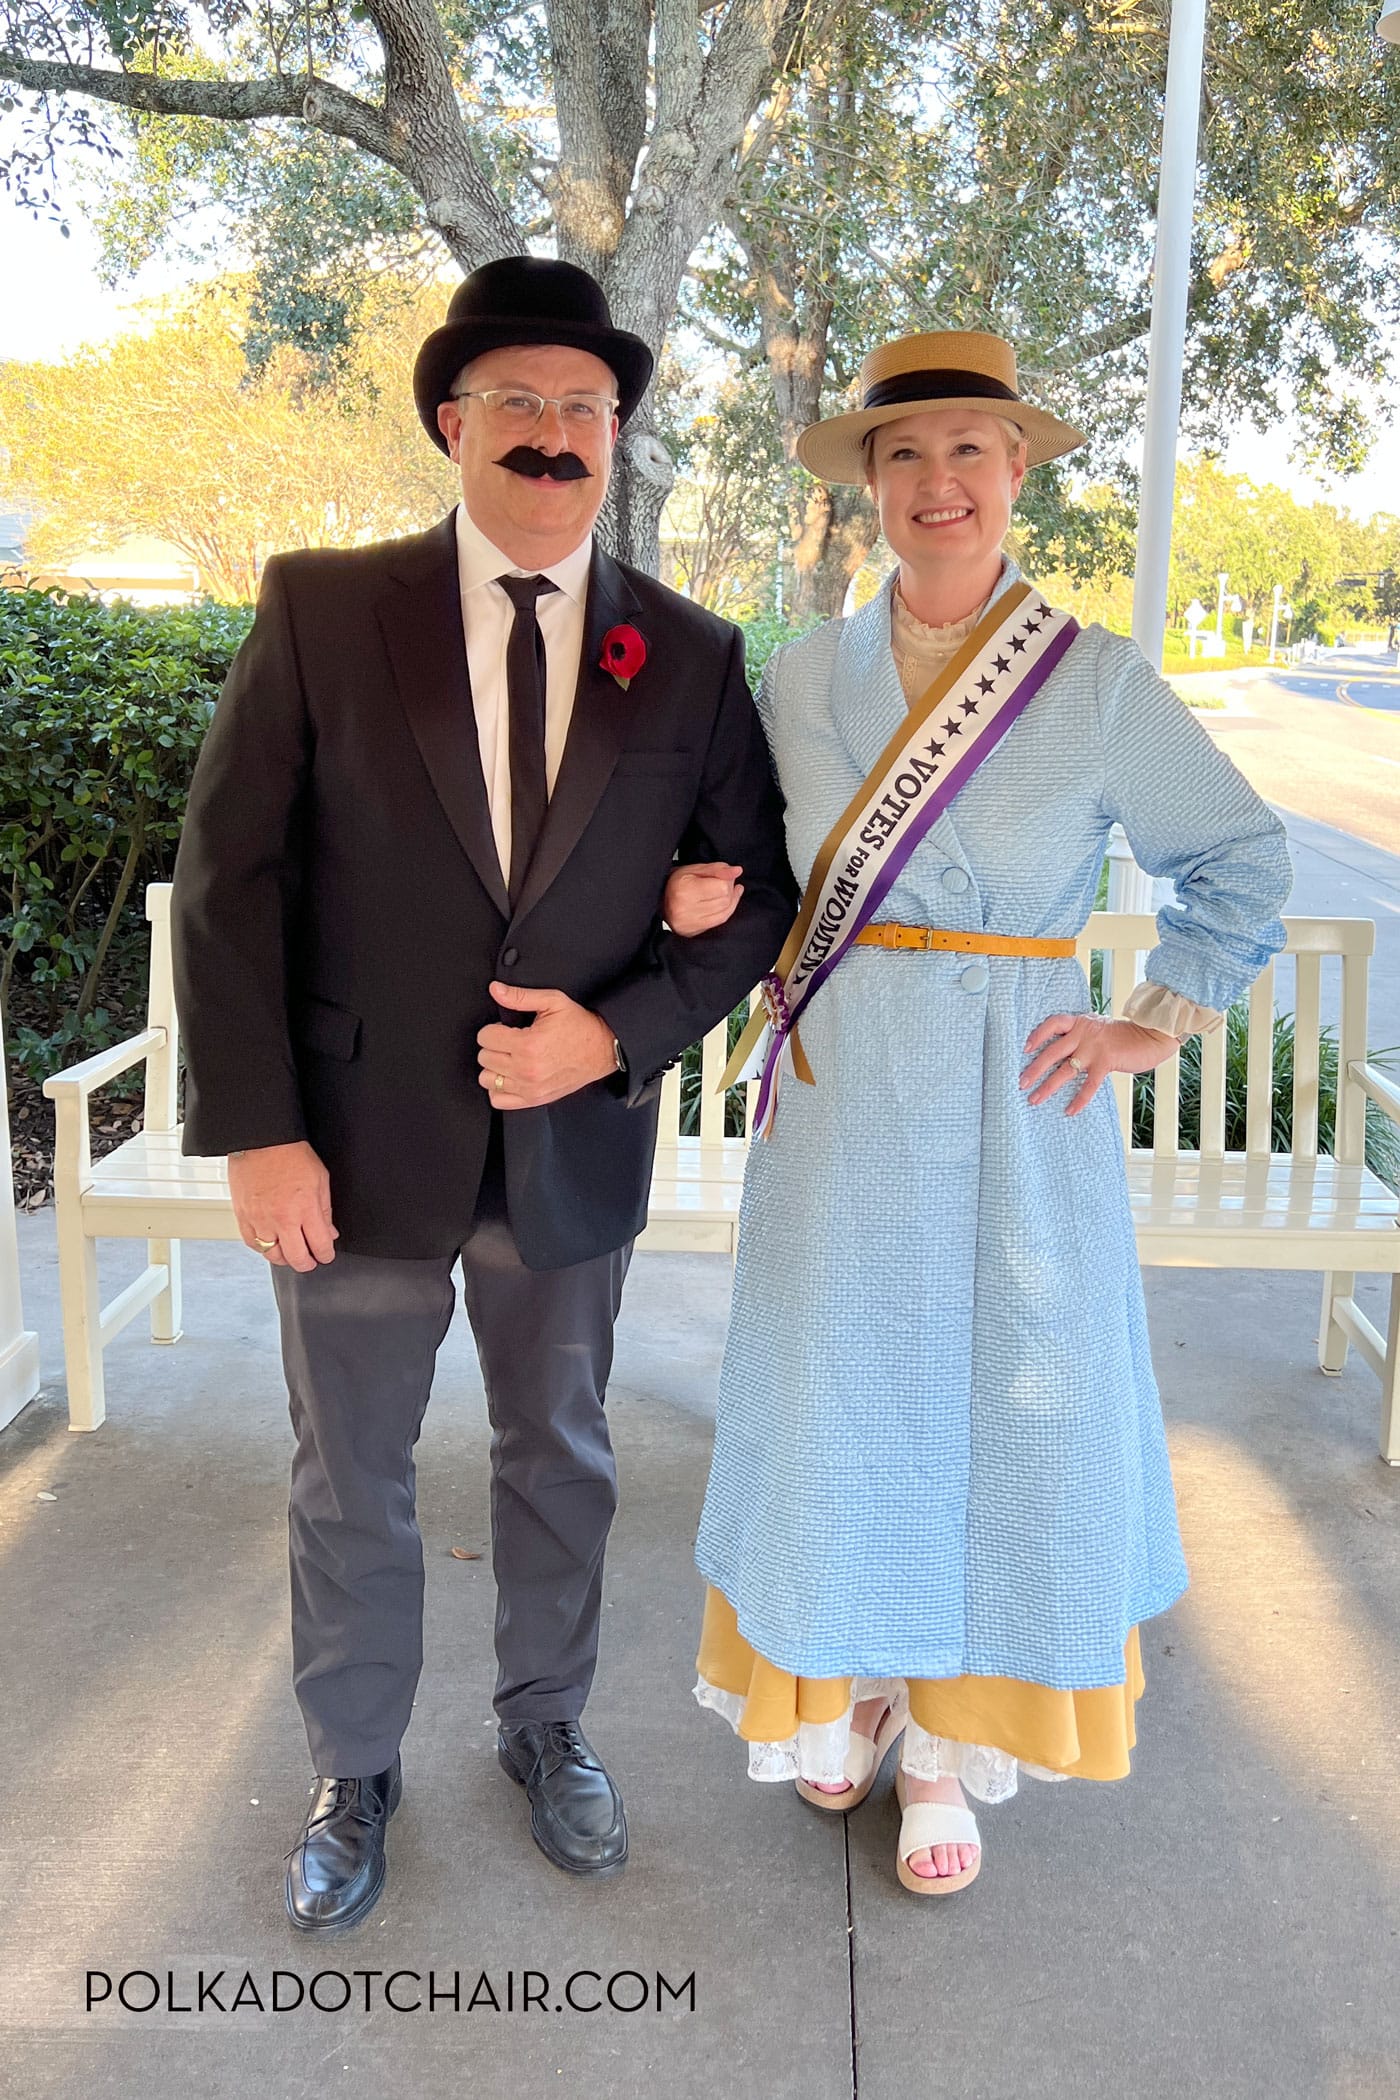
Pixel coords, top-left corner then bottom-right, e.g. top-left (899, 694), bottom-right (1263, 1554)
top-left (498, 1722), bottom-right (627, 1876)
top-left (285, 1757), bottom-right (402, 1932)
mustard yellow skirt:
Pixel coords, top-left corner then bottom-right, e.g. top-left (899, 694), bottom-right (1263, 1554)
top-left (697, 1586), bottom-right (1145, 1787)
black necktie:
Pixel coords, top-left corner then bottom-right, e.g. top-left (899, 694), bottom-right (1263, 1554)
top-left (498, 572), bottom-right (559, 903)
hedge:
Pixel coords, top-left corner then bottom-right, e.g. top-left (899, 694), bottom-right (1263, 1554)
top-left (0, 588), bottom-right (252, 1082)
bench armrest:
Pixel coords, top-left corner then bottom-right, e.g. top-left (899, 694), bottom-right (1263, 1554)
top-left (1349, 1059), bottom-right (1400, 1130)
top-left (42, 1027), bottom-right (165, 1101)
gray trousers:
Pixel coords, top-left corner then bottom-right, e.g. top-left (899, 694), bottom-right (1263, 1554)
top-left (271, 1126), bottom-right (631, 1776)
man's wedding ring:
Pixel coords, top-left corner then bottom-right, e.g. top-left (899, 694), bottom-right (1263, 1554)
top-left (254, 1236), bottom-right (277, 1249)
top-left (494, 1072), bottom-right (505, 1093)
top-left (1068, 1054), bottom-right (1087, 1075)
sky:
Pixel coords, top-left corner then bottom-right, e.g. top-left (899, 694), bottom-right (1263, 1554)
top-left (3, 195), bottom-right (1399, 525)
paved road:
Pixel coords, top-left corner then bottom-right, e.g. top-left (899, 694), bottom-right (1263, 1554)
top-left (1200, 648), bottom-right (1400, 855)
top-left (1194, 648), bottom-right (1400, 1050)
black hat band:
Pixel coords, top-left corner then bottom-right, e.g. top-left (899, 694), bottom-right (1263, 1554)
top-left (862, 369), bottom-right (1021, 412)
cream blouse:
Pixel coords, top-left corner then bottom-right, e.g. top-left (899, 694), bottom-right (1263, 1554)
top-left (890, 589), bottom-right (1221, 1041)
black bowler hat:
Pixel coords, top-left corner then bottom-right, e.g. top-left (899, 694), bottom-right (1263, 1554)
top-left (413, 256), bottom-right (655, 452)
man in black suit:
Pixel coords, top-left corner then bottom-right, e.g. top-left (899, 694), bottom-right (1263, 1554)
top-left (172, 258), bottom-right (794, 1930)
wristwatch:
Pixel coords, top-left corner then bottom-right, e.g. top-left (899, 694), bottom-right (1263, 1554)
top-left (611, 1035), bottom-right (627, 1076)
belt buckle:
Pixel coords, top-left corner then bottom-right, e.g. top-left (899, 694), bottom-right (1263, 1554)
top-left (918, 927), bottom-right (937, 951)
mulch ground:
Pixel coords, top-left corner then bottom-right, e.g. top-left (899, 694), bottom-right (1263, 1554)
top-left (8, 990), bottom-right (148, 1210)
top-left (9, 1065), bottom-right (146, 1212)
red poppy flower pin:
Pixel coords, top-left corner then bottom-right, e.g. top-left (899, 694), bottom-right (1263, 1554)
top-left (600, 623), bottom-right (647, 690)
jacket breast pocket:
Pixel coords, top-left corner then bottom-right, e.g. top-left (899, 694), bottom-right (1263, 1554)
top-left (611, 753), bottom-right (695, 778)
top-left (294, 996), bottom-right (361, 1062)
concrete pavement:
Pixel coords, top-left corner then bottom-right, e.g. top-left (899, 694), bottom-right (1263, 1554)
top-left (1, 1210), bottom-right (1397, 2100)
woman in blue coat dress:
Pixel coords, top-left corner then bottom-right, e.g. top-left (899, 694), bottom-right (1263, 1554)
top-left (665, 330), bottom-right (1291, 1895)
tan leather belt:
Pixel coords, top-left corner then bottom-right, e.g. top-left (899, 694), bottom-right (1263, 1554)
top-left (854, 923), bottom-right (1077, 958)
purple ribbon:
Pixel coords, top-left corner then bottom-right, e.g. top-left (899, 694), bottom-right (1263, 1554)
top-left (752, 609), bottom-right (1080, 1135)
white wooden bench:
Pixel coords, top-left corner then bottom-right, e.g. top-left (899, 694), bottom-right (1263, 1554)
top-left (43, 888), bottom-right (1400, 1462)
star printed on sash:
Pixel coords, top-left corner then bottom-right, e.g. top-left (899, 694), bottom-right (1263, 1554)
top-left (719, 580), bottom-right (1081, 1139)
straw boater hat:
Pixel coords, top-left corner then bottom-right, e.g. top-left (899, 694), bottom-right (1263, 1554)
top-left (796, 330), bottom-right (1085, 484)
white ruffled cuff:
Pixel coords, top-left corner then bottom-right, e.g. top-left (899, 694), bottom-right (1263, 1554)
top-left (1121, 980), bottom-right (1223, 1039)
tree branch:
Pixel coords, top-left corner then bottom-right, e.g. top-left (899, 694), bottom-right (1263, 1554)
top-left (0, 52), bottom-right (309, 125)
top-left (2, 1), bottom-right (522, 272)
top-left (362, 0), bottom-right (520, 262)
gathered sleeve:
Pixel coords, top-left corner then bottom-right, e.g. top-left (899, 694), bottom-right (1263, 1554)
top-left (1094, 630), bottom-right (1291, 1015)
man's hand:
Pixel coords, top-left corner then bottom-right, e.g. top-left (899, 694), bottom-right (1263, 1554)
top-left (478, 984), bottom-right (618, 1109)
top-left (228, 1140), bottom-right (338, 1271)
top-left (663, 862), bottom-right (744, 936)
top-left (1020, 1013), bottom-right (1180, 1117)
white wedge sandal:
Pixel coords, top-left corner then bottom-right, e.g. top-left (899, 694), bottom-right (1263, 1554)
top-left (893, 1767), bottom-right (982, 1895)
top-left (795, 1693), bottom-right (908, 1812)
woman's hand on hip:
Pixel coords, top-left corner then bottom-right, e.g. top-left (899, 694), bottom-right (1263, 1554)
top-left (663, 862), bottom-right (744, 936)
top-left (1020, 1014), bottom-right (1180, 1116)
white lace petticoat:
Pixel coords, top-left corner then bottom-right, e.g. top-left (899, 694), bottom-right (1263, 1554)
top-left (693, 1675), bottom-right (1069, 1806)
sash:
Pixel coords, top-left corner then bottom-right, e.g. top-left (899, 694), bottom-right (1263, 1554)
top-left (721, 578), bottom-right (1079, 1136)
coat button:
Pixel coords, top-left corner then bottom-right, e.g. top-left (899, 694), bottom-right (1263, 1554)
top-left (942, 866), bottom-right (971, 893)
top-left (960, 962), bottom-right (989, 993)
top-left (501, 946), bottom-right (520, 967)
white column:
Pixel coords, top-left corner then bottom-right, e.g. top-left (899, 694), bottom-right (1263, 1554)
top-left (1112, 0), bottom-right (1210, 917)
top-left (0, 1042), bottom-right (41, 1433)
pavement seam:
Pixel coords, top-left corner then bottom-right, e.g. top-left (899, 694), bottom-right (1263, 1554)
top-left (845, 1815), bottom-right (858, 2098)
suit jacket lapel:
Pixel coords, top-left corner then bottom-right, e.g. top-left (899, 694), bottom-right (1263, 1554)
top-left (376, 514), bottom-right (511, 920)
top-left (511, 546), bottom-right (645, 925)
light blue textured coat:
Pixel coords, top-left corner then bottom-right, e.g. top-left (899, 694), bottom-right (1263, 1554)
top-left (695, 564), bottom-right (1292, 1689)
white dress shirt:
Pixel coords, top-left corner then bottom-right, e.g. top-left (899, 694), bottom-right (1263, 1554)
top-left (454, 501), bottom-right (592, 885)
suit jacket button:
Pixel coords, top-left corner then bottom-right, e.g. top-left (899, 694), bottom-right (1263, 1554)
top-left (501, 946), bottom-right (520, 967)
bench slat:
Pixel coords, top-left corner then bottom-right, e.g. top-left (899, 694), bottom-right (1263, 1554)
top-left (1152, 1049), bottom-right (1180, 1157)
top-left (1293, 951), bottom-right (1322, 1160)
top-left (1245, 962), bottom-right (1275, 1159)
top-left (1199, 1015), bottom-right (1227, 1162)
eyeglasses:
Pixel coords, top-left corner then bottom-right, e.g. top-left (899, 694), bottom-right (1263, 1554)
top-left (451, 388), bottom-right (618, 430)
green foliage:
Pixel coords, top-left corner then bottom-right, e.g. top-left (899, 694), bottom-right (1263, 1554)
top-left (678, 1002), bottom-right (753, 1139)
top-left (735, 612), bottom-right (819, 688)
top-left (0, 588), bottom-right (243, 1078)
top-left (1166, 459), bottom-right (1400, 632)
top-left (1088, 967), bottom-right (1400, 1189)
top-left (1374, 568), bottom-right (1400, 628)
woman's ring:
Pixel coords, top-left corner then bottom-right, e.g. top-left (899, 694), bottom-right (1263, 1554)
top-left (1068, 1054), bottom-right (1087, 1075)
top-left (254, 1236), bottom-right (277, 1250)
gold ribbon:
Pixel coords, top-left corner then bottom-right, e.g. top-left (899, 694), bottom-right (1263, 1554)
top-left (719, 580), bottom-right (1035, 1096)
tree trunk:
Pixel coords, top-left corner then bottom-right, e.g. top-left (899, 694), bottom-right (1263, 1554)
top-left (790, 478), bottom-right (879, 625)
top-left (597, 407), bottom-right (676, 575)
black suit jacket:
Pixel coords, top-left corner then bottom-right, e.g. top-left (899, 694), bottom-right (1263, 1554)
top-left (171, 514), bottom-right (796, 1265)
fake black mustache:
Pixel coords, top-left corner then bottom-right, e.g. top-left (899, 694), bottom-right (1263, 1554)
top-left (495, 446), bottom-right (592, 481)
